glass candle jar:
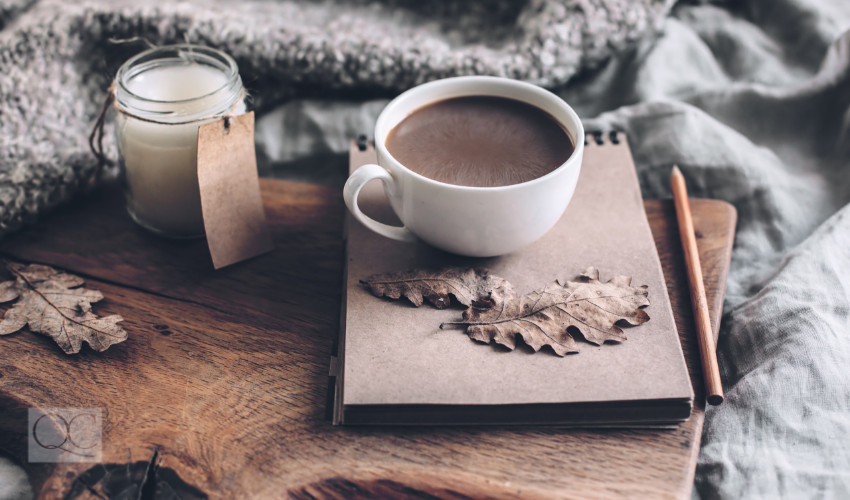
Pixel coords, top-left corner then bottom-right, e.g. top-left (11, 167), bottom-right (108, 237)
top-left (114, 44), bottom-right (248, 238)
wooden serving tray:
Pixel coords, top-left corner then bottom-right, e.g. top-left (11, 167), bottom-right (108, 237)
top-left (0, 176), bottom-right (735, 499)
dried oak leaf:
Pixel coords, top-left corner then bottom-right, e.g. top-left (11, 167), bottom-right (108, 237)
top-left (0, 262), bottom-right (128, 354)
top-left (361, 267), bottom-right (515, 309)
top-left (442, 267), bottom-right (650, 356)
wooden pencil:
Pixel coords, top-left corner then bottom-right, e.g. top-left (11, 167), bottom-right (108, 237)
top-left (671, 166), bottom-right (724, 405)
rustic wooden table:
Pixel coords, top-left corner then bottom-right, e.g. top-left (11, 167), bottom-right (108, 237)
top-left (0, 179), bottom-right (735, 499)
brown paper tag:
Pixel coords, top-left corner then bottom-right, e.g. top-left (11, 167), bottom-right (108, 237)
top-left (197, 111), bottom-right (273, 269)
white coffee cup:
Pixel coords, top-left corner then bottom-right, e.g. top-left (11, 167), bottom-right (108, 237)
top-left (343, 76), bottom-right (584, 257)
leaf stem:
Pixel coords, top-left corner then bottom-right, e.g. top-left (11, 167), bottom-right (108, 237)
top-left (439, 321), bottom-right (473, 329)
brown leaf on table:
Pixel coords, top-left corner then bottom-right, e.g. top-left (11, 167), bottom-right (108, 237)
top-left (361, 267), bottom-right (515, 309)
top-left (441, 267), bottom-right (650, 356)
top-left (0, 262), bottom-right (128, 354)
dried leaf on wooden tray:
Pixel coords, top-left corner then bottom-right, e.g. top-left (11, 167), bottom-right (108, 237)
top-left (0, 262), bottom-right (128, 354)
top-left (361, 267), bottom-right (515, 309)
top-left (442, 267), bottom-right (650, 356)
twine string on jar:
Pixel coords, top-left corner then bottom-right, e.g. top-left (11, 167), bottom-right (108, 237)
top-left (88, 82), bottom-right (117, 181)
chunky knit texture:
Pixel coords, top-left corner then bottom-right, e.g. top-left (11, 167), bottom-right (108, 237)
top-left (0, 0), bottom-right (672, 237)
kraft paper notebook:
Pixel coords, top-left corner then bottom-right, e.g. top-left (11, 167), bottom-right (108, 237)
top-left (331, 133), bottom-right (694, 426)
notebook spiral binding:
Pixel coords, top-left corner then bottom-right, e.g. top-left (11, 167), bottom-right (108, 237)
top-left (356, 131), bottom-right (623, 149)
top-left (585, 130), bottom-right (623, 146)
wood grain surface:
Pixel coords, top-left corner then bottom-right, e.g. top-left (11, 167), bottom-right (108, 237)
top-left (0, 179), bottom-right (735, 499)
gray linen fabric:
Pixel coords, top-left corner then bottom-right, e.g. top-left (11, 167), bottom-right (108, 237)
top-left (3, 1), bottom-right (850, 499)
top-left (583, 5), bottom-right (850, 496)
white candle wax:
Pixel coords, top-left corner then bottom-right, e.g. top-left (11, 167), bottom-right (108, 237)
top-left (116, 63), bottom-right (243, 237)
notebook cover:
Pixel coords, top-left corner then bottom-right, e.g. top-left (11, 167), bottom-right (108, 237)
top-left (334, 133), bottom-right (694, 425)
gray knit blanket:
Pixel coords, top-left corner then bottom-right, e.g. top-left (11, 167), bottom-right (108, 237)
top-left (0, 0), bottom-right (670, 237)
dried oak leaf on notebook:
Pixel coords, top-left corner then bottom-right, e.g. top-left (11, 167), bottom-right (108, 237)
top-left (361, 267), bottom-right (515, 309)
top-left (443, 268), bottom-right (650, 356)
top-left (0, 262), bottom-right (128, 354)
top-left (362, 265), bottom-right (650, 356)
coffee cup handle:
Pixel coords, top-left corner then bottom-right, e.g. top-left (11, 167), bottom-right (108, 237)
top-left (343, 164), bottom-right (418, 243)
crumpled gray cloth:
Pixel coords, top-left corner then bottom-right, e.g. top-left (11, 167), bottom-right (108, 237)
top-left (580, 12), bottom-right (850, 497)
top-left (0, 0), bottom-right (671, 239)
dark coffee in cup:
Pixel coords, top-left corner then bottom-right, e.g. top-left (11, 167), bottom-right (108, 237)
top-left (385, 95), bottom-right (574, 188)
